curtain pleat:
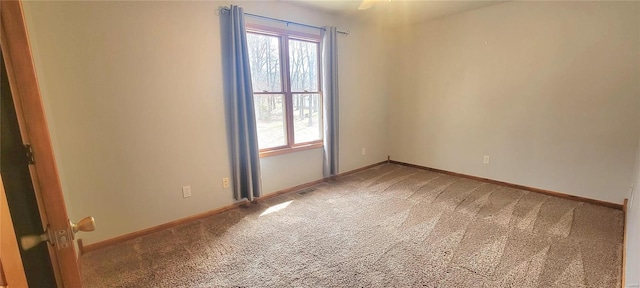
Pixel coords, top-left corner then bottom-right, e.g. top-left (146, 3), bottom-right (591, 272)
top-left (220, 5), bottom-right (262, 201)
top-left (322, 27), bottom-right (339, 177)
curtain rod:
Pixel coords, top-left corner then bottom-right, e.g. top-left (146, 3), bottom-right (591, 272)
top-left (220, 7), bottom-right (350, 36)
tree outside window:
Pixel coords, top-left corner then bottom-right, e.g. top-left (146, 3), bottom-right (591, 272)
top-left (246, 29), bottom-right (323, 155)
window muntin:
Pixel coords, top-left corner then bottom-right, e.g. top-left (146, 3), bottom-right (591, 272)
top-left (247, 27), bottom-right (323, 154)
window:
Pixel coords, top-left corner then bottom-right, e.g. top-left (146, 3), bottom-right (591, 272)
top-left (246, 27), bottom-right (323, 156)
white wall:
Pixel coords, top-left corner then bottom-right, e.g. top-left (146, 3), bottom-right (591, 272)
top-left (22, 0), bottom-right (638, 247)
top-left (336, 18), bottom-right (391, 172)
top-left (628, 142), bottom-right (640, 287)
top-left (389, 1), bottom-right (640, 204)
top-left (22, 1), bottom-right (389, 244)
top-left (625, 5), bottom-right (640, 285)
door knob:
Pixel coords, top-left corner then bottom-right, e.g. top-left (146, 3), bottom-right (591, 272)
top-left (20, 233), bottom-right (49, 250)
top-left (20, 216), bottom-right (95, 251)
top-left (71, 216), bottom-right (95, 234)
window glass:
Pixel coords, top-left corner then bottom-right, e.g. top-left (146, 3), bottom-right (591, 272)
top-left (289, 40), bottom-right (319, 92)
top-left (293, 93), bottom-right (322, 144)
top-left (247, 33), bottom-right (282, 92)
top-left (254, 94), bottom-right (287, 149)
top-left (247, 29), bottom-right (323, 154)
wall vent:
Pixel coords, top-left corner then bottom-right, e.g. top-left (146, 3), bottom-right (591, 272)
top-left (297, 188), bottom-right (316, 195)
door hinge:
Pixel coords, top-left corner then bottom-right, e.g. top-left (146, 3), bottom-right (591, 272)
top-left (24, 144), bottom-right (35, 164)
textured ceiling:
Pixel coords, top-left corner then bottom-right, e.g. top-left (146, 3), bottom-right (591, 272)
top-left (283, 0), bottom-right (507, 26)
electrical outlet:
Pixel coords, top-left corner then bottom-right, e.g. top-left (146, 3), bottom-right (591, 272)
top-left (628, 284), bottom-right (639, 288)
top-left (361, 148), bottom-right (366, 156)
top-left (222, 177), bottom-right (230, 188)
top-left (483, 155), bottom-right (490, 164)
top-left (182, 186), bottom-right (191, 198)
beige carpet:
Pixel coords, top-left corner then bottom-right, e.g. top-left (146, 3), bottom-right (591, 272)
top-left (81, 163), bottom-right (623, 287)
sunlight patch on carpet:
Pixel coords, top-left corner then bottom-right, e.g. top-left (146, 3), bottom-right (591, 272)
top-left (259, 200), bottom-right (293, 217)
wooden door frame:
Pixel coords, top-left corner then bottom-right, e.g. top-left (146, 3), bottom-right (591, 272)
top-left (1, 1), bottom-right (83, 287)
top-left (0, 176), bottom-right (29, 287)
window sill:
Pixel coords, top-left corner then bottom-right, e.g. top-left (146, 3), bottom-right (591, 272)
top-left (259, 142), bottom-right (324, 158)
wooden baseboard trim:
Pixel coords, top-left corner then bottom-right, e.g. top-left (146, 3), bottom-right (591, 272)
top-left (255, 179), bottom-right (327, 203)
top-left (622, 198), bottom-right (628, 288)
top-left (82, 199), bottom-right (249, 254)
top-left (335, 160), bottom-right (389, 179)
top-left (82, 160), bottom-right (388, 254)
top-left (389, 160), bottom-right (623, 210)
top-left (254, 160), bottom-right (388, 202)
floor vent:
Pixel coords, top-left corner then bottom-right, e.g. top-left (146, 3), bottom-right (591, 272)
top-left (297, 188), bottom-right (316, 195)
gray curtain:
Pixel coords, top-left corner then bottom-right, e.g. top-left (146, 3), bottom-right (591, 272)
top-left (322, 27), bottom-right (339, 177)
top-left (220, 5), bottom-right (262, 201)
